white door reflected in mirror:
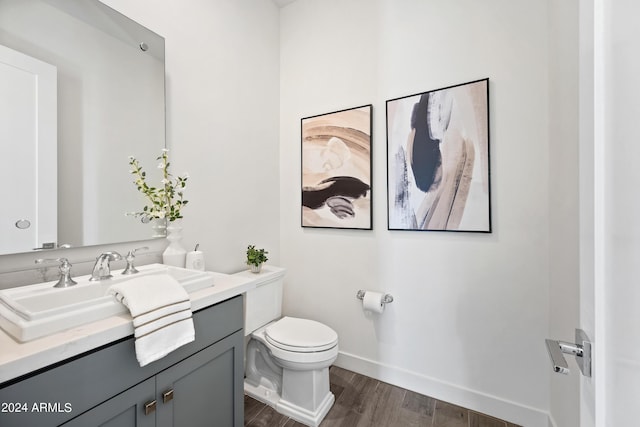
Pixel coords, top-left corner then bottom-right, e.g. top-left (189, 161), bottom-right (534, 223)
top-left (0, 44), bottom-right (57, 253)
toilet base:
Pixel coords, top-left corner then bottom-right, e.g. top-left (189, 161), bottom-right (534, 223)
top-left (244, 380), bottom-right (280, 408)
top-left (277, 390), bottom-right (334, 427)
top-left (244, 381), bottom-right (335, 427)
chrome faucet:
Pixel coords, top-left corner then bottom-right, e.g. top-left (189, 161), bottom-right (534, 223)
top-left (89, 251), bottom-right (123, 281)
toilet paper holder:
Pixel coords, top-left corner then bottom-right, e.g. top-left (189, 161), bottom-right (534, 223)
top-left (356, 290), bottom-right (394, 304)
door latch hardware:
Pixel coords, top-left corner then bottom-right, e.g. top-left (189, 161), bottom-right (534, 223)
top-left (545, 328), bottom-right (591, 377)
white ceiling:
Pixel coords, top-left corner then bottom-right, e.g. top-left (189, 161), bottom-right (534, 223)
top-left (272, 0), bottom-right (297, 8)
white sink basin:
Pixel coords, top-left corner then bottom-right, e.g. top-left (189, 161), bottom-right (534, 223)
top-left (0, 263), bottom-right (215, 342)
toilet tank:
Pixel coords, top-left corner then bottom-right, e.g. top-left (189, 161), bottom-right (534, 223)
top-left (236, 266), bottom-right (286, 336)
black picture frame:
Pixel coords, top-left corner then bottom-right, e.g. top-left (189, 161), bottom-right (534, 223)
top-left (386, 78), bottom-right (491, 232)
top-left (301, 104), bottom-right (373, 230)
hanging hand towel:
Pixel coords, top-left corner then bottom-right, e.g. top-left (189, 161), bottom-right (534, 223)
top-left (108, 274), bottom-right (195, 367)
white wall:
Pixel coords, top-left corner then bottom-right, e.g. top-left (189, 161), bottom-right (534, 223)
top-left (280, 0), bottom-right (552, 425)
top-left (548, 0), bottom-right (580, 426)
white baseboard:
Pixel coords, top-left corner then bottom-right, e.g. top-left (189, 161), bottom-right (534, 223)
top-left (334, 351), bottom-right (551, 427)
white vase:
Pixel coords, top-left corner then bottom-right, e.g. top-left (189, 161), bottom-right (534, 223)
top-left (151, 217), bottom-right (167, 238)
top-left (250, 263), bottom-right (262, 274)
top-left (163, 219), bottom-right (186, 267)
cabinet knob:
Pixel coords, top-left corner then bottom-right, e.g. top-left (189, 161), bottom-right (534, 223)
top-left (163, 389), bottom-right (174, 403)
top-left (144, 400), bottom-right (157, 415)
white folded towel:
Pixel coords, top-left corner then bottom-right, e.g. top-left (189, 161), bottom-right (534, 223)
top-left (108, 274), bottom-right (195, 367)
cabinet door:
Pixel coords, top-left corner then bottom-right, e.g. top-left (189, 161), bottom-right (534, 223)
top-left (62, 378), bottom-right (156, 427)
top-left (156, 331), bottom-right (244, 427)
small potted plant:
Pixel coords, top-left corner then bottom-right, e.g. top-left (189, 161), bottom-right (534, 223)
top-left (246, 245), bottom-right (268, 273)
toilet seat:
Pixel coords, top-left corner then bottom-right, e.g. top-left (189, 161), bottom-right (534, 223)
top-left (265, 317), bottom-right (338, 353)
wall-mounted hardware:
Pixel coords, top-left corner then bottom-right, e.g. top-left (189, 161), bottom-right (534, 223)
top-left (356, 290), bottom-right (394, 304)
top-left (545, 328), bottom-right (591, 377)
top-left (356, 290), bottom-right (394, 314)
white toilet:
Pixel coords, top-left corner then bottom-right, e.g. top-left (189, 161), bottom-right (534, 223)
top-left (237, 266), bottom-right (338, 427)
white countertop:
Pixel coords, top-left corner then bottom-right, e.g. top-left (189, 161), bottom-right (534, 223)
top-left (0, 265), bottom-right (285, 384)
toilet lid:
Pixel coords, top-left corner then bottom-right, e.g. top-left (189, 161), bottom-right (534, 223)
top-left (265, 317), bottom-right (338, 353)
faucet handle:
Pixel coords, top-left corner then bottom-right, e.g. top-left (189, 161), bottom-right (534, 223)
top-left (35, 257), bottom-right (71, 267)
top-left (122, 246), bottom-right (149, 275)
top-left (35, 258), bottom-right (78, 288)
top-left (130, 246), bottom-right (149, 256)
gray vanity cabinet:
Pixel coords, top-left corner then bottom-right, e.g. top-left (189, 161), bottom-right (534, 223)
top-left (0, 295), bottom-right (244, 427)
top-left (155, 333), bottom-right (239, 427)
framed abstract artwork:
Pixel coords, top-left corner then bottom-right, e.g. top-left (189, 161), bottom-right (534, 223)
top-left (386, 78), bottom-right (491, 232)
top-left (301, 104), bottom-right (372, 229)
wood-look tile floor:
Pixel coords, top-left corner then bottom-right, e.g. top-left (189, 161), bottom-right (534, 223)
top-left (244, 366), bottom-right (522, 427)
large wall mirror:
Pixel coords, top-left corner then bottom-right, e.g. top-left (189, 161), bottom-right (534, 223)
top-left (0, 0), bottom-right (165, 256)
